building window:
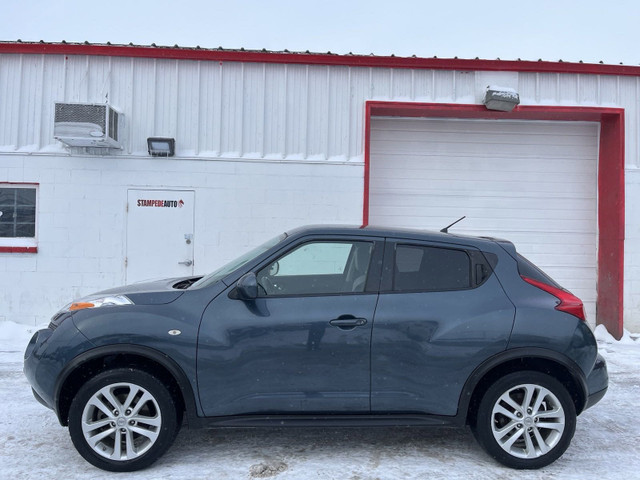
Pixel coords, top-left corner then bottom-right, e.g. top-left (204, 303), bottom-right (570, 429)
top-left (0, 184), bottom-right (38, 252)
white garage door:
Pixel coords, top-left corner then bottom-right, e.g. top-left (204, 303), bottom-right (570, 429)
top-left (369, 117), bottom-right (598, 323)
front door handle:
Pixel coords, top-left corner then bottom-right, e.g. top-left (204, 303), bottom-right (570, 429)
top-left (329, 317), bottom-right (367, 328)
top-left (178, 260), bottom-right (193, 266)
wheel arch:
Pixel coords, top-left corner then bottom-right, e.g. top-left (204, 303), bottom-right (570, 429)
top-left (55, 344), bottom-right (199, 426)
top-left (460, 348), bottom-right (589, 426)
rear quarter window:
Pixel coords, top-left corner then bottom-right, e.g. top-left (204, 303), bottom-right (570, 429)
top-left (393, 245), bottom-right (471, 292)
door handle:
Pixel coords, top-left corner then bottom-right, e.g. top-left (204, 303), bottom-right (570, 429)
top-left (178, 260), bottom-right (193, 266)
top-left (329, 317), bottom-right (367, 328)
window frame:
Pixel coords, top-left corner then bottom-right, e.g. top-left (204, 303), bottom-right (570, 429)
top-left (252, 236), bottom-right (384, 298)
top-left (0, 183), bottom-right (38, 253)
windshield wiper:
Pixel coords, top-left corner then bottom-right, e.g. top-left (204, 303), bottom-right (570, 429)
top-left (172, 277), bottom-right (203, 290)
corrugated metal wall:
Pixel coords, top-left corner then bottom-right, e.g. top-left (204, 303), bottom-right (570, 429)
top-left (1, 53), bottom-right (639, 167)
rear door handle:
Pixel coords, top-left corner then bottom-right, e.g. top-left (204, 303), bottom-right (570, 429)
top-left (178, 260), bottom-right (193, 266)
top-left (329, 317), bottom-right (367, 328)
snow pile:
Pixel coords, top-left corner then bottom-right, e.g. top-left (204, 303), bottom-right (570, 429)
top-left (594, 324), bottom-right (638, 345)
top-left (0, 321), bottom-right (45, 349)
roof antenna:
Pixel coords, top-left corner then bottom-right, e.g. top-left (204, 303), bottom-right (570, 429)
top-left (440, 216), bottom-right (466, 233)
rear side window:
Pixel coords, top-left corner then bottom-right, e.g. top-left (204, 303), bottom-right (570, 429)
top-left (517, 253), bottom-right (561, 288)
top-left (393, 245), bottom-right (471, 292)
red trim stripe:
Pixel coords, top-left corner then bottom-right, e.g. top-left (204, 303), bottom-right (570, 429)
top-left (0, 246), bottom-right (38, 253)
top-left (1, 42), bottom-right (640, 77)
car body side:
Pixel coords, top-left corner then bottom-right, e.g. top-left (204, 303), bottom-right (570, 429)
top-left (23, 226), bottom-right (608, 429)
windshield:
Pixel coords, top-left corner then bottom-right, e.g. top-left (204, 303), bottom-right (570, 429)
top-left (190, 233), bottom-right (286, 289)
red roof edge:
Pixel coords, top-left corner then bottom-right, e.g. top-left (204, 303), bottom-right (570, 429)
top-left (2, 42), bottom-right (640, 76)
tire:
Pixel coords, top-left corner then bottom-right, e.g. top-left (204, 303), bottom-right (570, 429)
top-left (472, 371), bottom-right (577, 469)
top-left (68, 368), bottom-right (181, 472)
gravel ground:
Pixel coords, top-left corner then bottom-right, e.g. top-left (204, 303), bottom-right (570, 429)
top-left (1, 322), bottom-right (638, 480)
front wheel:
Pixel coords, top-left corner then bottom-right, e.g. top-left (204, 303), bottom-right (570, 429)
top-left (472, 371), bottom-right (577, 469)
top-left (68, 368), bottom-right (181, 472)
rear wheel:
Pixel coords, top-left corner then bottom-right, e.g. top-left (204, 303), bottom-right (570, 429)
top-left (68, 368), bottom-right (181, 472)
top-left (472, 371), bottom-right (576, 469)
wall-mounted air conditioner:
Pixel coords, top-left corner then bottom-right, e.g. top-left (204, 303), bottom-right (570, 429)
top-left (54, 103), bottom-right (122, 148)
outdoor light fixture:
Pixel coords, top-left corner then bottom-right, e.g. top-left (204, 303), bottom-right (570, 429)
top-left (147, 137), bottom-right (175, 157)
top-left (483, 86), bottom-right (520, 112)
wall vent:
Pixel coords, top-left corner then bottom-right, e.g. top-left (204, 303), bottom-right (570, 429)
top-left (54, 103), bottom-right (122, 148)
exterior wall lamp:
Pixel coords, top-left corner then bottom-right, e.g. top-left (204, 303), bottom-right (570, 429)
top-left (483, 86), bottom-right (520, 112)
top-left (147, 137), bottom-right (175, 157)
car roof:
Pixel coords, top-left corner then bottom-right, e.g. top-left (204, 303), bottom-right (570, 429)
top-left (285, 224), bottom-right (506, 248)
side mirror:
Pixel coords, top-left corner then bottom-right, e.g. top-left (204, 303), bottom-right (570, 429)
top-left (231, 272), bottom-right (258, 300)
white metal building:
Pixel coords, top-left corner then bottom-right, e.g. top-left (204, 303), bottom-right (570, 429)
top-left (0, 42), bottom-right (637, 338)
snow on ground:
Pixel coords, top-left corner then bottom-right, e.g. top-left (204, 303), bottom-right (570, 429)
top-left (1, 321), bottom-right (638, 480)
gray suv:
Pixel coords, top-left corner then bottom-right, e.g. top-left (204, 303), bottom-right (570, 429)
top-left (24, 226), bottom-right (608, 471)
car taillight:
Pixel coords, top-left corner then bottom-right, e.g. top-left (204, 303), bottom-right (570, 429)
top-left (521, 276), bottom-right (586, 321)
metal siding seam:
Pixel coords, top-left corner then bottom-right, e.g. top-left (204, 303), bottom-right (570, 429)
top-left (325, 66), bottom-right (330, 160)
top-left (172, 60), bottom-right (179, 141)
top-left (239, 62), bottom-right (244, 157)
top-left (452, 70), bottom-right (456, 102)
top-left (283, 64), bottom-right (288, 158)
top-left (577, 74), bottom-right (581, 103)
top-left (637, 77), bottom-right (640, 167)
top-left (261, 63), bottom-right (266, 158)
top-left (152, 59), bottom-right (158, 136)
top-left (15, 55), bottom-right (23, 149)
top-left (216, 61), bottom-right (222, 157)
top-left (195, 61), bottom-right (201, 155)
top-left (127, 57), bottom-right (134, 154)
top-left (304, 65), bottom-right (310, 159)
top-left (411, 69), bottom-right (415, 100)
top-left (347, 67), bottom-right (352, 160)
top-left (36, 56), bottom-right (45, 149)
top-left (431, 71), bottom-right (435, 101)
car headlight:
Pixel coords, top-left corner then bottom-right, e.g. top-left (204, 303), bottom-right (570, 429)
top-left (60, 295), bottom-right (134, 313)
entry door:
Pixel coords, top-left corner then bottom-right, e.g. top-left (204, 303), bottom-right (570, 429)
top-left (126, 189), bottom-right (195, 283)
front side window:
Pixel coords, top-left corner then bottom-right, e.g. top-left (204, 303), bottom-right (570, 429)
top-left (0, 186), bottom-right (37, 239)
top-left (393, 244), bottom-right (471, 292)
top-left (257, 241), bottom-right (373, 296)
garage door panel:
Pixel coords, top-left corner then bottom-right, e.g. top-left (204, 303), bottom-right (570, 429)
top-left (369, 205), bottom-right (595, 226)
top-left (371, 179), bottom-right (595, 197)
top-left (373, 118), bottom-right (598, 138)
top-left (371, 158), bottom-right (597, 176)
top-left (370, 194), bottom-right (595, 213)
top-left (371, 140), bottom-right (595, 159)
top-left (371, 168), bottom-right (596, 187)
top-left (372, 215), bottom-right (593, 234)
top-left (370, 134), bottom-right (598, 151)
top-left (369, 117), bottom-right (598, 325)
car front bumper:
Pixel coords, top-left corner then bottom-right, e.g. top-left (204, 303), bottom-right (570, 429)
top-left (23, 317), bottom-right (95, 416)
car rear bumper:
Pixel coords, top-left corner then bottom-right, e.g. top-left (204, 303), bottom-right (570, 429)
top-left (584, 353), bottom-right (608, 411)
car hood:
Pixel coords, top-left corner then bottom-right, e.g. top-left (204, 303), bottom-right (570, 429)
top-left (94, 277), bottom-right (197, 305)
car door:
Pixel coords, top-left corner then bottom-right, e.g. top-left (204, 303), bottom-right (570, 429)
top-left (197, 236), bottom-right (383, 417)
top-left (371, 239), bottom-right (515, 416)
